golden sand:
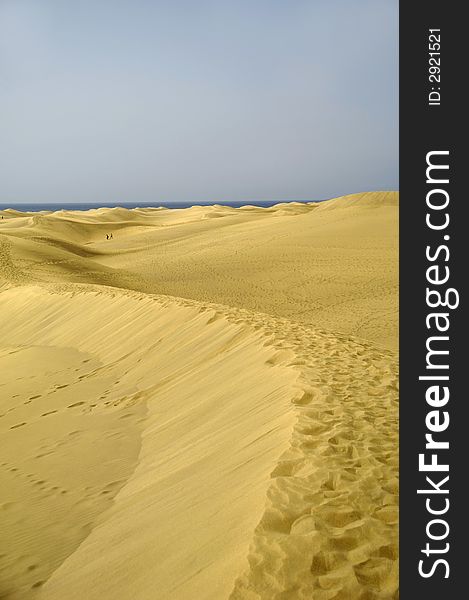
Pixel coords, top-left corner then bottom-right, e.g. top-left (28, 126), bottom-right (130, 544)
top-left (0, 192), bottom-right (398, 599)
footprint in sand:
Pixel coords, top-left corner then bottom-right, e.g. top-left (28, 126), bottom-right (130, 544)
top-left (10, 422), bottom-right (27, 429)
top-left (293, 387), bottom-right (332, 407)
top-left (270, 461), bottom-right (297, 478)
top-left (290, 514), bottom-right (316, 535)
top-left (31, 581), bottom-right (45, 589)
top-left (101, 480), bottom-right (124, 494)
top-left (35, 451), bottom-right (54, 459)
top-left (119, 412), bottom-right (135, 420)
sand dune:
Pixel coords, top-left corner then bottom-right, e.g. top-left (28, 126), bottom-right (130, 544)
top-left (0, 192), bottom-right (398, 599)
top-left (1, 191), bottom-right (398, 349)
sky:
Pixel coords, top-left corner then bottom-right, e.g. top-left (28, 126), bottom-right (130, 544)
top-left (0, 0), bottom-right (398, 204)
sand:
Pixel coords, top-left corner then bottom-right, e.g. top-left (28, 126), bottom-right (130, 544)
top-left (0, 192), bottom-right (398, 599)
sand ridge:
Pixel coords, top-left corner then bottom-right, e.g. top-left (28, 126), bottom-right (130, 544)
top-left (0, 192), bottom-right (398, 599)
top-left (1, 191), bottom-right (398, 350)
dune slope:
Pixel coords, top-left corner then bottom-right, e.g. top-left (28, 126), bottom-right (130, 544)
top-left (0, 193), bottom-right (398, 600)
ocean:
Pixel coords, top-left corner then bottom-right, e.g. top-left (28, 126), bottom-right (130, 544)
top-left (0, 200), bottom-right (317, 213)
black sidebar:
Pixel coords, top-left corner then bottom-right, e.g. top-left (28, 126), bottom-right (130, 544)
top-left (400, 2), bottom-right (466, 598)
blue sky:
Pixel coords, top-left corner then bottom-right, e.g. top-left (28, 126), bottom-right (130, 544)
top-left (0, 0), bottom-right (398, 204)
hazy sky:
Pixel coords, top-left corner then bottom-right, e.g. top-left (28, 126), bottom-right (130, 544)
top-left (0, 0), bottom-right (398, 204)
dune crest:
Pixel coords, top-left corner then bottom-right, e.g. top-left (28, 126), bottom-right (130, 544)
top-left (1, 191), bottom-right (398, 349)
